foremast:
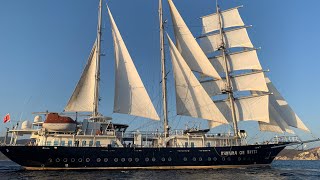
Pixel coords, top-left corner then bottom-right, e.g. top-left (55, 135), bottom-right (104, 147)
top-left (159, 0), bottom-right (169, 138)
top-left (216, 2), bottom-right (239, 138)
top-left (93, 0), bottom-right (103, 117)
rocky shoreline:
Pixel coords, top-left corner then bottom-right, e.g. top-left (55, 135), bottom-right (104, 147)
top-left (275, 147), bottom-right (320, 160)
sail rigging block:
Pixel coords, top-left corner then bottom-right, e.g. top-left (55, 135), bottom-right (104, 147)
top-left (201, 72), bottom-right (268, 96)
top-left (209, 49), bottom-right (262, 74)
top-left (168, 0), bottom-right (221, 79)
top-left (64, 42), bottom-right (98, 112)
top-left (167, 34), bottom-right (228, 125)
top-left (199, 27), bottom-right (253, 54)
top-left (108, 7), bottom-right (160, 121)
top-left (201, 7), bottom-right (244, 34)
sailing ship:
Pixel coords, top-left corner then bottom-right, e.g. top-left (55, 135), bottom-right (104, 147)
top-left (0, 0), bottom-right (318, 170)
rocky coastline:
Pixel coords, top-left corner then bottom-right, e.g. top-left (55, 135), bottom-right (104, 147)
top-left (275, 147), bottom-right (320, 160)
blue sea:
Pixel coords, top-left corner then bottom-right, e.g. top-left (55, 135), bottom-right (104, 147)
top-left (0, 160), bottom-right (319, 180)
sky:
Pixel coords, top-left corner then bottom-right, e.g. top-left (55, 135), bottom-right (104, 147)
top-left (0, 0), bottom-right (320, 146)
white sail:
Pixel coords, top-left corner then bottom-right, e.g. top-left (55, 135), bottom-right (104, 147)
top-left (266, 78), bottom-right (309, 131)
top-left (65, 42), bottom-right (98, 112)
top-left (108, 7), bottom-right (160, 121)
top-left (201, 7), bottom-right (244, 34)
top-left (209, 49), bottom-right (262, 74)
top-left (168, 0), bottom-right (221, 79)
top-left (215, 95), bottom-right (269, 123)
top-left (200, 27), bottom-right (253, 54)
top-left (167, 34), bottom-right (228, 125)
top-left (201, 72), bottom-right (268, 96)
top-left (259, 104), bottom-right (294, 134)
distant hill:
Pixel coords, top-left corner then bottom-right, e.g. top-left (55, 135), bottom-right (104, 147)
top-left (275, 147), bottom-right (320, 160)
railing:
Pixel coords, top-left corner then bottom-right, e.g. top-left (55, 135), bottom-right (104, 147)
top-left (271, 136), bottom-right (301, 144)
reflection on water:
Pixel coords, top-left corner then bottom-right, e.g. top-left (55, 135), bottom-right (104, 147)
top-left (0, 160), bottom-right (320, 180)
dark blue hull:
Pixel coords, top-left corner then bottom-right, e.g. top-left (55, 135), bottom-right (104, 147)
top-left (0, 144), bottom-right (285, 170)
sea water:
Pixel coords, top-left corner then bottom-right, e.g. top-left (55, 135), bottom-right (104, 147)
top-left (0, 160), bottom-right (319, 180)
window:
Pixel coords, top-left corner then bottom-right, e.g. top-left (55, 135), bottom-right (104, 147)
top-left (46, 141), bottom-right (51, 146)
top-left (207, 142), bottom-right (211, 147)
top-left (89, 141), bottom-right (93, 147)
top-left (68, 140), bottom-right (72, 146)
top-left (185, 142), bottom-right (188, 148)
top-left (191, 142), bottom-right (195, 148)
top-left (61, 141), bottom-right (65, 146)
top-left (82, 141), bottom-right (86, 146)
top-left (54, 141), bottom-right (59, 146)
top-left (96, 141), bottom-right (101, 147)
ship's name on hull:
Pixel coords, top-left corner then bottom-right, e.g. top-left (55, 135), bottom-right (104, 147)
top-left (221, 150), bottom-right (258, 156)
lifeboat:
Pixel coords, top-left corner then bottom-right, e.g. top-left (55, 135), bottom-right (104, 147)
top-left (43, 113), bottom-right (77, 132)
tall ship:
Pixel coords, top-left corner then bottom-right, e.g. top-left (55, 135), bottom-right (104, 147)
top-left (0, 0), bottom-right (318, 170)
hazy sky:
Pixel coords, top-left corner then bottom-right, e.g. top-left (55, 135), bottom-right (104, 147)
top-left (0, 0), bottom-right (320, 145)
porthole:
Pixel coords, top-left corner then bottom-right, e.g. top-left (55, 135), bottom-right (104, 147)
top-left (128, 158), bottom-right (132, 162)
top-left (63, 158), bottom-right (68, 162)
top-left (192, 157), bottom-right (196, 161)
top-left (222, 157), bottom-right (225, 161)
top-left (56, 158), bottom-right (60, 162)
top-left (199, 157), bottom-right (202, 161)
top-left (78, 158), bottom-right (83, 162)
top-left (168, 157), bottom-right (172, 162)
top-left (161, 157), bottom-right (165, 162)
top-left (183, 157), bottom-right (188, 161)
top-left (97, 158), bottom-right (101, 162)
top-left (213, 157), bottom-right (217, 161)
top-left (145, 157), bottom-right (149, 162)
top-left (208, 157), bottom-right (212, 161)
top-left (135, 158), bottom-right (139, 162)
top-left (227, 157), bottom-right (231, 161)
top-left (41, 164), bottom-right (45, 167)
top-left (48, 158), bottom-right (52, 163)
top-left (104, 158), bottom-right (108, 162)
top-left (71, 158), bottom-right (75, 162)
top-left (114, 158), bottom-right (118, 162)
top-left (86, 158), bottom-right (90, 162)
top-left (238, 157), bottom-right (241, 161)
top-left (152, 157), bottom-right (156, 162)
top-left (121, 158), bottom-right (125, 162)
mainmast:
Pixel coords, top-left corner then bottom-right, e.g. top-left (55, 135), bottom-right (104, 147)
top-left (93, 0), bottom-right (103, 117)
top-left (216, 2), bottom-right (239, 137)
top-left (159, 0), bottom-right (169, 138)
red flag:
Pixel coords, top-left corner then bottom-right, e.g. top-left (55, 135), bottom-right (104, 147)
top-left (3, 113), bottom-right (10, 123)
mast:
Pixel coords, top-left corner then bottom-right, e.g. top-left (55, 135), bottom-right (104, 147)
top-left (159, 0), bottom-right (169, 138)
top-left (216, 2), bottom-right (239, 137)
top-left (93, 0), bottom-right (103, 117)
